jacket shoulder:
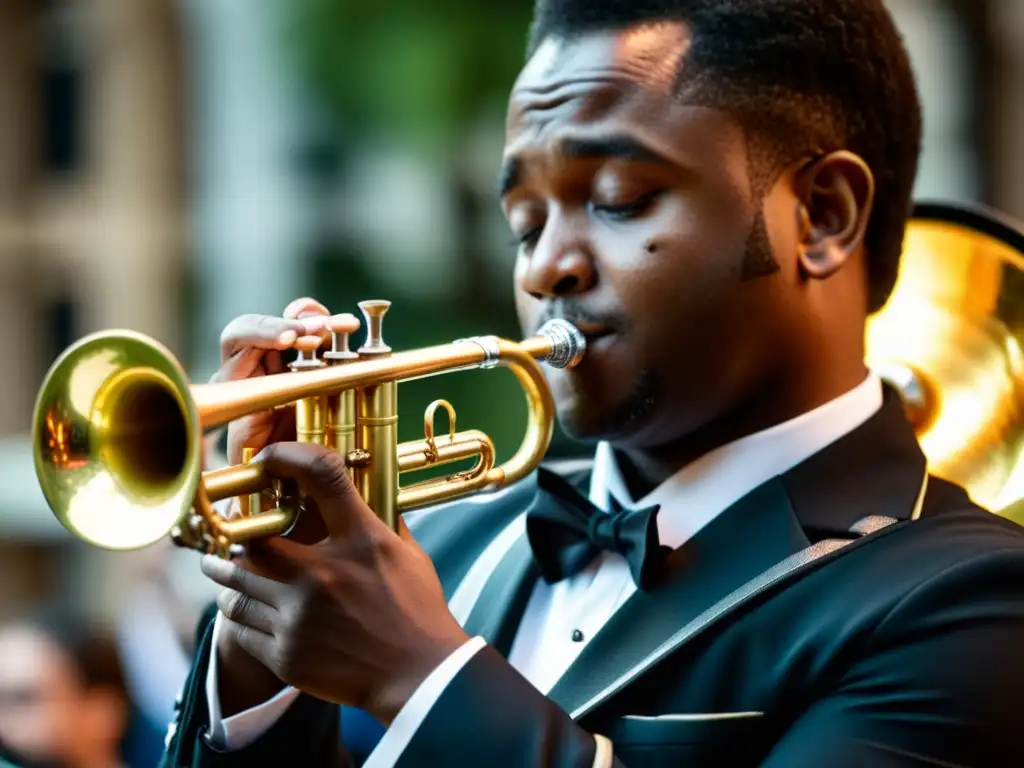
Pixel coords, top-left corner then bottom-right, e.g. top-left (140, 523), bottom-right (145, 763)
top-left (816, 486), bottom-right (1024, 633)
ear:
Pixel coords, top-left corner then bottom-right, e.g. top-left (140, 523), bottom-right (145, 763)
top-left (794, 150), bottom-right (875, 280)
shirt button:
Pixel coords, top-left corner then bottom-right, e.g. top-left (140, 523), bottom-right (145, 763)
top-left (572, 629), bottom-right (584, 642)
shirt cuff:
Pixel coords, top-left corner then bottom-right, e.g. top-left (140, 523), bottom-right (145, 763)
top-left (363, 636), bottom-right (487, 768)
top-left (205, 612), bottom-right (300, 750)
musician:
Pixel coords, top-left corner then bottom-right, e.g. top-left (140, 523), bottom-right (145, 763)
top-left (162, 0), bottom-right (1024, 765)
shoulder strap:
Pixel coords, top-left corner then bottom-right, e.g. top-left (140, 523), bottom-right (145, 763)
top-left (571, 506), bottom-right (914, 720)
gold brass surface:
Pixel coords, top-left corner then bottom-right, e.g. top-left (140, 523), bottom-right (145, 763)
top-left (34, 331), bottom-right (202, 550)
top-left (354, 381), bottom-right (399, 530)
top-left (32, 301), bottom-right (583, 556)
top-left (867, 202), bottom-right (1024, 512)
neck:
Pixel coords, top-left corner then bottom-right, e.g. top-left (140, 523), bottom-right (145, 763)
top-left (615, 357), bottom-right (869, 500)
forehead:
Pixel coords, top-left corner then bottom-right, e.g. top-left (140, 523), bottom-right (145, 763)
top-left (514, 23), bottom-right (692, 97)
top-left (504, 24), bottom-right (743, 176)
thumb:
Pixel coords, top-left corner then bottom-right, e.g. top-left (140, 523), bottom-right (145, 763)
top-left (255, 442), bottom-right (379, 540)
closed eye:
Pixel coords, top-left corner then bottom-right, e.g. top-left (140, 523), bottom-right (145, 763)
top-left (511, 226), bottom-right (543, 249)
top-left (591, 189), bottom-right (664, 221)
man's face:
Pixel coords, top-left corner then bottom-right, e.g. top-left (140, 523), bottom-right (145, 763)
top-left (503, 24), bottom-right (805, 448)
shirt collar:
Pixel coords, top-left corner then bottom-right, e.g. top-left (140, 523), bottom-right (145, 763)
top-left (588, 373), bottom-right (884, 549)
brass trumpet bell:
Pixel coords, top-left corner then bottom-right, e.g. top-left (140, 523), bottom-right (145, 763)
top-left (866, 201), bottom-right (1024, 512)
top-left (33, 331), bottom-right (202, 550)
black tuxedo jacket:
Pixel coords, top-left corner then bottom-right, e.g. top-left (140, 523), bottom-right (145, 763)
top-left (161, 390), bottom-right (1024, 767)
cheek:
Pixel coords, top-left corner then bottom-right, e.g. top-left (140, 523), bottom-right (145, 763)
top-left (513, 256), bottom-right (536, 331)
top-left (599, 202), bottom-right (748, 317)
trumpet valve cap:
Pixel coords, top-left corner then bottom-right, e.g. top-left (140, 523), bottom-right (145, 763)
top-left (357, 300), bottom-right (392, 355)
top-left (328, 313), bottom-right (360, 334)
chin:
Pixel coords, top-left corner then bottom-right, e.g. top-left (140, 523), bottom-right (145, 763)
top-left (552, 369), bottom-right (659, 445)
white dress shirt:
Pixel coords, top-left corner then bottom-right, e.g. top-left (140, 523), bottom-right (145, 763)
top-left (203, 373), bottom-right (884, 764)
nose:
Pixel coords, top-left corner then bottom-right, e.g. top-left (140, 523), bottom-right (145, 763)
top-left (520, 220), bottom-right (597, 299)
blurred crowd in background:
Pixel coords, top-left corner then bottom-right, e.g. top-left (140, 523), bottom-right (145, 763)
top-left (0, 0), bottom-right (1021, 765)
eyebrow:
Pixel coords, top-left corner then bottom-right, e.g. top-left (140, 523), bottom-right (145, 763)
top-left (498, 135), bottom-right (669, 198)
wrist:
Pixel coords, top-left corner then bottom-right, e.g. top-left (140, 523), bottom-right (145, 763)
top-left (369, 626), bottom-right (471, 725)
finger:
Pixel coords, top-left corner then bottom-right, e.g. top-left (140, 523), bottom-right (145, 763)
top-left (220, 314), bottom-right (307, 362)
top-left (279, 495), bottom-right (330, 546)
top-left (283, 297), bottom-right (330, 320)
top-left (201, 554), bottom-right (289, 607)
top-left (209, 347), bottom-right (265, 384)
top-left (220, 616), bottom-right (277, 673)
top-left (264, 349), bottom-right (288, 376)
top-left (255, 442), bottom-right (376, 540)
top-left (299, 315), bottom-right (330, 341)
top-left (217, 588), bottom-right (278, 635)
top-left (396, 515), bottom-right (416, 544)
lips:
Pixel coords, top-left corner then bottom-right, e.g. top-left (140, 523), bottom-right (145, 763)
top-left (572, 324), bottom-right (615, 343)
top-left (552, 320), bottom-right (607, 337)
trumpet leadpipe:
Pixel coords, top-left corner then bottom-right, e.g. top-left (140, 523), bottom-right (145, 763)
top-left (189, 319), bottom-right (584, 432)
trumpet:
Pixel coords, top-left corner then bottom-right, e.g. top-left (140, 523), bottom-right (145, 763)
top-left (32, 299), bottom-right (585, 557)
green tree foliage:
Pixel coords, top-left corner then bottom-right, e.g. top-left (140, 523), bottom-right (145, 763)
top-left (283, 1), bottom-right (587, 462)
top-left (286, 0), bottom-right (534, 149)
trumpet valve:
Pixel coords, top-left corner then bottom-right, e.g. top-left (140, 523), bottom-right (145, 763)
top-left (289, 334), bottom-right (328, 371)
top-left (323, 313), bottom-right (361, 363)
top-left (358, 300), bottom-right (392, 356)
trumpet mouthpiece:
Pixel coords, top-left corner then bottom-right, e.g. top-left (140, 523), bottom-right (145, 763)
top-left (537, 319), bottom-right (586, 369)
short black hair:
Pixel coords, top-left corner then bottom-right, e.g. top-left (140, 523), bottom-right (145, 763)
top-left (528, 0), bottom-right (923, 312)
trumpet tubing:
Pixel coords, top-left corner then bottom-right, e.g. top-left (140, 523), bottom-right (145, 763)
top-left (32, 300), bottom-right (585, 557)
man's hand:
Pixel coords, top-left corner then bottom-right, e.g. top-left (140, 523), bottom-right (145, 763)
top-left (209, 297), bottom-right (333, 716)
top-left (214, 297), bottom-right (330, 467)
top-left (201, 442), bottom-right (471, 725)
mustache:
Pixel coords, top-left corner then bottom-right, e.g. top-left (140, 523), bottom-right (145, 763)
top-left (533, 300), bottom-right (628, 334)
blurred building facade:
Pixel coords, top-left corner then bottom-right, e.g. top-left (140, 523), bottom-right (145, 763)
top-left (0, 0), bottom-right (1021, 620)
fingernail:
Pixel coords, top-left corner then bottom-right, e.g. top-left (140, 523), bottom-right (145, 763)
top-left (278, 330), bottom-right (297, 345)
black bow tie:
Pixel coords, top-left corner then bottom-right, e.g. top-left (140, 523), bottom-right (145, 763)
top-left (525, 467), bottom-right (669, 591)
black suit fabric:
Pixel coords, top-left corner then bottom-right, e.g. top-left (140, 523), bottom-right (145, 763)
top-left (161, 390), bottom-right (1024, 767)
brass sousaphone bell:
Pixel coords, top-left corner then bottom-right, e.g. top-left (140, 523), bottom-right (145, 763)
top-left (866, 201), bottom-right (1024, 517)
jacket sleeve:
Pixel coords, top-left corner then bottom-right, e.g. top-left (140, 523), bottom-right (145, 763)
top-left (761, 548), bottom-right (1024, 767)
top-left (385, 644), bottom-right (624, 768)
top-left (159, 604), bottom-right (352, 768)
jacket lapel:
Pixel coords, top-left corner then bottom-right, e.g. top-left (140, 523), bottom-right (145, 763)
top-left (454, 467), bottom-right (589, 652)
top-left (546, 476), bottom-right (809, 715)
top-left (460, 534), bottom-right (541, 654)
top-left (548, 386), bottom-right (929, 719)
top-left (408, 476), bottom-right (537, 601)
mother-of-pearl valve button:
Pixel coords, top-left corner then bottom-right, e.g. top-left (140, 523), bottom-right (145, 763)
top-left (324, 313), bottom-right (361, 363)
top-left (290, 335), bottom-right (327, 370)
